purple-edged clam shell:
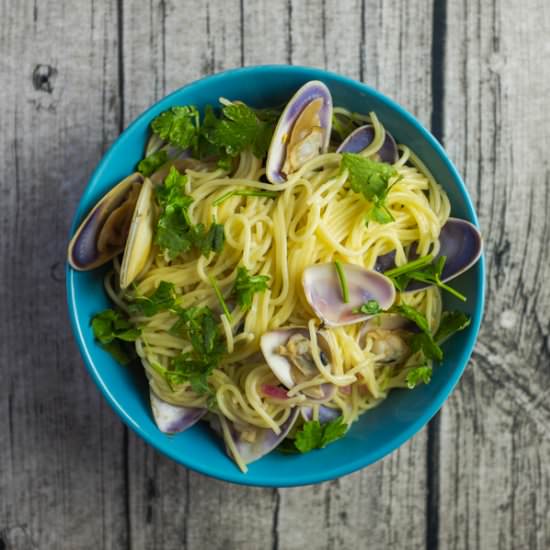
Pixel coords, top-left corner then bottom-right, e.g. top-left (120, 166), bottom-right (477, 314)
top-left (357, 313), bottom-right (416, 347)
top-left (301, 405), bottom-right (341, 423)
top-left (266, 80), bottom-right (333, 183)
top-left (302, 263), bottom-right (396, 327)
top-left (223, 408), bottom-right (300, 465)
top-left (336, 124), bottom-right (398, 163)
top-left (260, 328), bottom-right (335, 400)
top-left (149, 391), bottom-right (206, 434)
top-left (67, 173), bottom-right (143, 271)
top-left (373, 218), bottom-right (482, 292)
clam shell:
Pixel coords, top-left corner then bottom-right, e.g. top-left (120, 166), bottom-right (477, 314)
top-left (221, 408), bottom-right (300, 465)
top-left (150, 391), bottom-right (206, 434)
top-left (336, 124), bottom-right (398, 163)
top-left (266, 80), bottom-right (333, 183)
top-left (301, 405), bottom-right (341, 423)
top-left (67, 173), bottom-right (143, 271)
top-left (119, 177), bottom-right (155, 289)
top-left (302, 263), bottom-right (396, 327)
top-left (374, 218), bottom-right (482, 292)
top-left (260, 328), bottom-right (335, 401)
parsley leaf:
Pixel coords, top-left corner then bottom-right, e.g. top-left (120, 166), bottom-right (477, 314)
top-left (128, 281), bottom-right (176, 317)
top-left (204, 102), bottom-right (275, 160)
top-left (151, 106), bottom-right (200, 151)
top-left (294, 416), bottom-right (348, 453)
top-left (406, 365), bottom-right (433, 389)
top-left (353, 299), bottom-right (381, 315)
top-left (341, 153), bottom-right (397, 224)
top-left (392, 304), bottom-right (443, 362)
top-left (137, 149), bottom-right (168, 176)
top-left (385, 254), bottom-right (466, 302)
top-left (169, 305), bottom-right (226, 395)
top-left (435, 311), bottom-right (471, 344)
top-left (232, 266), bottom-right (270, 310)
top-left (155, 166), bottom-right (225, 259)
top-left (91, 309), bottom-right (140, 365)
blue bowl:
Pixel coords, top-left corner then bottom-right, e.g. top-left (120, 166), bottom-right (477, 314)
top-left (66, 65), bottom-right (485, 487)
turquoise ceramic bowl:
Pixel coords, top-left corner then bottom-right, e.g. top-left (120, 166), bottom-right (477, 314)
top-left (66, 65), bottom-right (485, 487)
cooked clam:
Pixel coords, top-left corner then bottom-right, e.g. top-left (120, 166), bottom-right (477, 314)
top-left (374, 218), bottom-right (482, 292)
top-left (302, 263), bottom-right (396, 327)
top-left (150, 391), bottom-right (206, 434)
top-left (260, 328), bottom-right (335, 401)
top-left (266, 81), bottom-right (333, 183)
top-left (67, 173), bottom-right (143, 271)
top-left (119, 177), bottom-right (155, 289)
top-left (336, 123), bottom-right (398, 163)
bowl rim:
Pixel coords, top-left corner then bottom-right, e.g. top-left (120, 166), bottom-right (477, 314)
top-left (66, 64), bottom-right (486, 487)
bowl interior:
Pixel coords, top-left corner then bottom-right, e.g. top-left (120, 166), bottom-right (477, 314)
top-left (66, 65), bottom-right (485, 487)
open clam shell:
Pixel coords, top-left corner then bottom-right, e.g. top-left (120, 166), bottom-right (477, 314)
top-left (336, 124), bottom-right (398, 163)
top-left (260, 328), bottom-right (335, 401)
top-left (266, 81), bottom-right (333, 183)
top-left (302, 263), bottom-right (396, 327)
top-left (150, 391), bottom-right (206, 434)
top-left (374, 218), bottom-right (482, 292)
top-left (357, 313), bottom-right (416, 347)
top-left (301, 405), bottom-right (341, 424)
top-left (67, 173), bottom-right (144, 271)
top-left (219, 408), bottom-right (300, 466)
top-left (119, 177), bottom-right (155, 289)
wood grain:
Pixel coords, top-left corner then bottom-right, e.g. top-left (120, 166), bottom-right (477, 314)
top-left (1, 0), bottom-right (549, 548)
top-left (0, 1), bottom-right (127, 549)
top-left (437, 0), bottom-right (550, 548)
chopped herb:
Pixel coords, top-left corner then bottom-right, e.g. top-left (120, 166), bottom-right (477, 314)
top-left (169, 306), bottom-right (226, 395)
top-left (384, 254), bottom-right (467, 302)
top-left (209, 275), bottom-right (232, 321)
top-left (232, 266), bottom-right (270, 310)
top-left (151, 106), bottom-right (200, 151)
top-left (212, 188), bottom-right (279, 207)
top-left (137, 149), bottom-right (168, 176)
top-left (155, 166), bottom-right (225, 259)
top-left (392, 304), bottom-right (443, 361)
top-left (334, 260), bottom-right (350, 303)
top-left (294, 416), bottom-right (348, 453)
top-left (203, 102), bottom-right (275, 161)
top-left (435, 311), bottom-right (471, 344)
top-left (406, 364), bottom-right (433, 389)
top-left (353, 299), bottom-right (381, 315)
top-left (341, 153), bottom-right (398, 225)
top-left (128, 281), bottom-right (176, 317)
top-left (91, 309), bottom-right (140, 365)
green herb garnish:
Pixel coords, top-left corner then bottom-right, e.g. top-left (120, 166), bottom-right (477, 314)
top-left (435, 311), bottom-right (471, 344)
top-left (353, 299), bottom-right (381, 315)
top-left (341, 153), bottom-right (398, 224)
top-left (406, 364), bottom-right (432, 389)
top-left (91, 309), bottom-right (141, 365)
top-left (334, 260), bottom-right (350, 303)
top-left (392, 304), bottom-right (443, 361)
top-left (209, 275), bottom-right (232, 321)
top-left (151, 106), bottom-right (200, 152)
top-left (294, 416), bottom-right (348, 453)
top-left (232, 266), bottom-right (270, 311)
top-left (128, 281), bottom-right (176, 317)
top-left (384, 254), bottom-right (466, 302)
top-left (169, 306), bottom-right (226, 394)
top-left (137, 149), bottom-right (168, 176)
top-left (212, 189), bottom-right (279, 207)
top-left (204, 102), bottom-right (275, 160)
top-left (155, 166), bottom-right (225, 259)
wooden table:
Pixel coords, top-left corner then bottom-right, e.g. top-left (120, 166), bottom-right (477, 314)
top-left (1, 1), bottom-right (549, 548)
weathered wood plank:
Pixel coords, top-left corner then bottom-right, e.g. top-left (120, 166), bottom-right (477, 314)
top-left (122, 2), bottom-right (278, 549)
top-left (438, 0), bottom-right (550, 548)
top-left (0, 1), bottom-right (127, 550)
top-left (276, 2), bottom-right (433, 549)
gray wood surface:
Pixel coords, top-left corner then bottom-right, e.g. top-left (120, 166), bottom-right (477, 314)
top-left (0, 1), bottom-right (548, 549)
